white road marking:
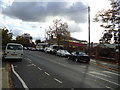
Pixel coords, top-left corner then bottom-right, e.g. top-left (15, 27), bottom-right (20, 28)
top-left (91, 59), bottom-right (96, 63)
top-left (44, 72), bottom-right (50, 76)
top-left (102, 62), bottom-right (108, 64)
top-left (26, 58), bottom-right (32, 63)
top-left (27, 64), bottom-right (35, 67)
top-left (89, 71), bottom-right (111, 77)
top-left (38, 67), bottom-right (42, 70)
top-left (27, 58), bottom-right (32, 62)
top-left (103, 71), bottom-right (120, 76)
top-left (88, 73), bottom-right (120, 86)
top-left (106, 86), bottom-right (116, 90)
top-left (82, 71), bottom-right (119, 86)
top-left (71, 88), bottom-right (74, 90)
top-left (54, 78), bottom-right (62, 84)
top-left (33, 64), bottom-right (36, 67)
top-left (11, 64), bottom-right (29, 90)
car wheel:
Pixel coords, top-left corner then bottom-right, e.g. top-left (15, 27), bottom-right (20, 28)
top-left (2, 57), bottom-right (6, 62)
top-left (68, 56), bottom-right (70, 60)
top-left (86, 61), bottom-right (90, 64)
top-left (19, 59), bottom-right (22, 62)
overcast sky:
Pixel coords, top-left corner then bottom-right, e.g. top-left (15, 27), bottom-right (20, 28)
top-left (0, 0), bottom-right (111, 43)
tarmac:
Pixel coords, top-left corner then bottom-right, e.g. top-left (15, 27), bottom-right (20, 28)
top-left (0, 57), bottom-right (120, 89)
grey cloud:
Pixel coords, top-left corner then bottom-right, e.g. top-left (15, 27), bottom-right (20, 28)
top-left (12, 29), bottom-right (23, 36)
top-left (2, 1), bottom-right (88, 23)
top-left (68, 22), bottom-right (82, 32)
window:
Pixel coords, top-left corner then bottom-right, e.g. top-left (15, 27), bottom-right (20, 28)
top-left (7, 45), bottom-right (23, 50)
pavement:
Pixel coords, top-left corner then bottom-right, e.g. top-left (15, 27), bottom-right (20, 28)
top-left (2, 61), bottom-right (10, 89)
top-left (0, 51), bottom-right (2, 90)
top-left (0, 59), bottom-right (2, 90)
top-left (0, 56), bottom-right (120, 89)
top-left (0, 50), bottom-right (10, 89)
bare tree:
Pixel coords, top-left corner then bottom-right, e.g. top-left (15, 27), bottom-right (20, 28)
top-left (47, 19), bottom-right (71, 47)
top-left (94, 0), bottom-right (120, 44)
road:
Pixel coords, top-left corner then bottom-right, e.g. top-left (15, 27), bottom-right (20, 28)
top-left (8, 50), bottom-right (120, 89)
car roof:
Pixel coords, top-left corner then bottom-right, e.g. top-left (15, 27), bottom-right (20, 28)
top-left (7, 43), bottom-right (23, 46)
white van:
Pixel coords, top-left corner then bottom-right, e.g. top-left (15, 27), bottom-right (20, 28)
top-left (3, 43), bottom-right (23, 60)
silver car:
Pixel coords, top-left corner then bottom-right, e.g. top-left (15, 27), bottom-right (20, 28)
top-left (56, 50), bottom-right (70, 57)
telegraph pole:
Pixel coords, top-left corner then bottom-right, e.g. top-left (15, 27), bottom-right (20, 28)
top-left (88, 6), bottom-right (91, 57)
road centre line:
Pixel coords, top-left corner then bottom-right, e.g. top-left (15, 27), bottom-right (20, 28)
top-left (33, 64), bottom-right (36, 67)
top-left (54, 78), bottom-right (62, 84)
top-left (11, 64), bottom-right (29, 90)
top-left (44, 72), bottom-right (50, 76)
top-left (71, 88), bottom-right (75, 90)
top-left (38, 67), bottom-right (42, 70)
top-left (27, 58), bottom-right (32, 62)
top-left (35, 54), bottom-right (67, 67)
top-left (26, 52), bottom-right (119, 86)
top-left (106, 86), bottom-right (116, 90)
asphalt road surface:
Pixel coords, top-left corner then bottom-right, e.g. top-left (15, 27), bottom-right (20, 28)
top-left (8, 50), bottom-right (120, 89)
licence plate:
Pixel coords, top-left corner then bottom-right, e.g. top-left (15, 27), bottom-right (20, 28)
top-left (11, 54), bottom-right (17, 56)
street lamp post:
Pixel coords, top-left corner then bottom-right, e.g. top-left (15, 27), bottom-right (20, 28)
top-left (88, 6), bottom-right (91, 57)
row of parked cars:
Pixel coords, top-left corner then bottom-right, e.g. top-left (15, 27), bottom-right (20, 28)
top-left (25, 45), bottom-right (90, 63)
top-left (3, 43), bottom-right (90, 63)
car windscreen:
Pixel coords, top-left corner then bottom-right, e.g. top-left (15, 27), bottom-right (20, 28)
top-left (7, 45), bottom-right (23, 50)
top-left (63, 50), bottom-right (68, 53)
top-left (79, 52), bottom-right (86, 55)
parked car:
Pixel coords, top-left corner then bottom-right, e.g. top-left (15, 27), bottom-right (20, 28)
top-left (56, 50), bottom-right (70, 57)
top-left (3, 43), bottom-right (23, 60)
top-left (44, 47), bottom-right (53, 53)
top-left (68, 51), bottom-right (90, 63)
top-left (31, 47), bottom-right (36, 51)
top-left (49, 45), bottom-right (63, 55)
top-left (40, 47), bottom-right (45, 52)
top-left (27, 47), bottom-right (32, 50)
top-left (36, 48), bottom-right (40, 51)
top-left (23, 47), bottom-right (27, 50)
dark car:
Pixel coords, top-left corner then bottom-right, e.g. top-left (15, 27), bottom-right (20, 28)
top-left (68, 51), bottom-right (90, 63)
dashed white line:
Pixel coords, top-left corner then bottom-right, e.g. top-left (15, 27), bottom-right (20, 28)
top-left (54, 78), bottom-right (62, 84)
top-left (27, 58), bottom-right (32, 62)
top-left (106, 86), bottom-right (116, 90)
top-left (71, 88), bottom-right (74, 90)
top-left (11, 64), bottom-right (29, 90)
top-left (44, 72), bottom-right (50, 76)
top-left (38, 67), bottom-right (42, 71)
top-left (33, 64), bottom-right (36, 67)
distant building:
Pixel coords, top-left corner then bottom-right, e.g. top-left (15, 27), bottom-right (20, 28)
top-left (21, 33), bottom-right (32, 43)
top-left (65, 37), bottom-right (87, 52)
